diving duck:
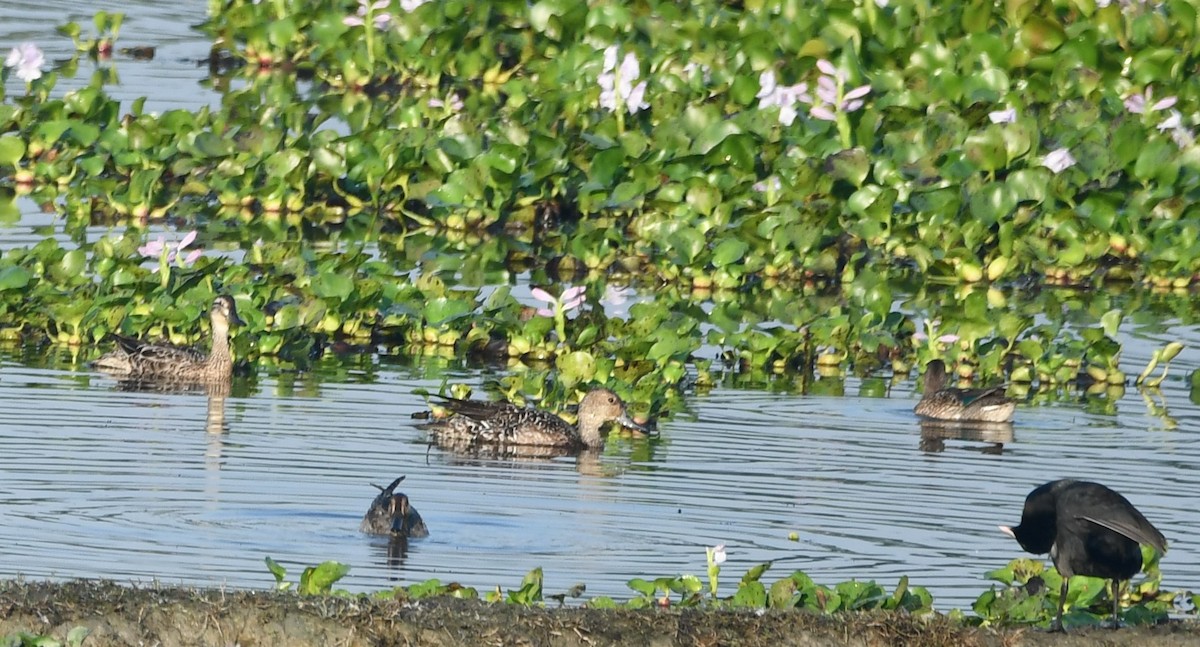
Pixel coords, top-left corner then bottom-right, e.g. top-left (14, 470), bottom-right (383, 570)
top-left (913, 359), bottom-right (1015, 423)
top-left (420, 388), bottom-right (648, 450)
top-left (360, 475), bottom-right (429, 537)
top-left (94, 295), bottom-right (243, 382)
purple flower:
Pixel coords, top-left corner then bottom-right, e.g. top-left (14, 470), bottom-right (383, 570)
top-left (1125, 86), bottom-right (1176, 115)
top-left (1042, 147), bottom-right (1076, 174)
top-left (428, 94), bottom-right (463, 112)
top-left (756, 70), bottom-right (810, 126)
top-left (599, 47), bottom-right (649, 115)
top-left (5, 42), bottom-right (44, 83)
top-left (988, 108), bottom-right (1017, 124)
top-left (804, 59), bottom-right (870, 122)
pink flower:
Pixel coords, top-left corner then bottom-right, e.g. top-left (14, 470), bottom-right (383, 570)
top-left (138, 230), bottom-right (203, 271)
top-left (802, 60), bottom-right (869, 122)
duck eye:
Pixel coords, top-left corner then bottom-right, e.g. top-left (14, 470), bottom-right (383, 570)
top-left (608, 396), bottom-right (615, 403)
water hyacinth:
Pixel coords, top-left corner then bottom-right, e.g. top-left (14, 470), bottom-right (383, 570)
top-left (1157, 110), bottom-right (1194, 148)
top-left (399, 0), bottom-right (429, 10)
top-left (598, 46), bottom-right (649, 116)
top-left (988, 108), bottom-right (1017, 124)
top-left (1124, 86), bottom-right (1176, 115)
top-left (138, 230), bottom-right (203, 269)
top-left (343, 0), bottom-right (392, 28)
top-left (1041, 147), bottom-right (1076, 174)
top-left (805, 59), bottom-right (870, 122)
top-left (5, 42), bottom-right (44, 83)
top-left (532, 286), bottom-right (585, 346)
top-left (756, 70), bottom-right (809, 127)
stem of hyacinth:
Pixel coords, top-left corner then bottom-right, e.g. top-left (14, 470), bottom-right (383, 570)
top-left (363, 12), bottom-right (377, 68)
top-left (158, 247), bottom-right (171, 289)
top-left (554, 302), bottom-right (569, 348)
top-left (835, 112), bottom-right (852, 149)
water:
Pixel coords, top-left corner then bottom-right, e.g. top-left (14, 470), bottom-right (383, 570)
top-left (1, 337), bottom-right (1198, 612)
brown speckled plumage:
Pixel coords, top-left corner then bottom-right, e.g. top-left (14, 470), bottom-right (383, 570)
top-left (913, 359), bottom-right (1015, 423)
top-left (420, 388), bottom-right (646, 450)
top-left (94, 296), bottom-right (244, 383)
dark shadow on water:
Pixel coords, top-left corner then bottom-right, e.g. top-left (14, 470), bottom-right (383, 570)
top-left (918, 419), bottom-right (1014, 454)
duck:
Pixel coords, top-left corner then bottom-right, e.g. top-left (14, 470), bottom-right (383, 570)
top-left (419, 387), bottom-right (648, 450)
top-left (1000, 479), bottom-right (1167, 630)
top-left (360, 475), bottom-right (429, 537)
top-left (94, 295), bottom-right (243, 382)
top-left (913, 359), bottom-right (1015, 423)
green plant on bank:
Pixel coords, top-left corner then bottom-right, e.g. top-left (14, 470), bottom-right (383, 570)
top-left (972, 552), bottom-right (1179, 629)
top-left (265, 552), bottom-right (1198, 627)
top-left (265, 556), bottom-right (352, 596)
top-left (1, 627), bottom-right (89, 647)
top-left (1, 0), bottom-right (1199, 397)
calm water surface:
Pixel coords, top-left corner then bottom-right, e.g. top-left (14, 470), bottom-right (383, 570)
top-left (1, 335), bottom-right (1198, 612)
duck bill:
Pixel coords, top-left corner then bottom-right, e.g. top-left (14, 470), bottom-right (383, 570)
top-left (616, 413), bottom-right (655, 436)
top-left (998, 525), bottom-right (1016, 539)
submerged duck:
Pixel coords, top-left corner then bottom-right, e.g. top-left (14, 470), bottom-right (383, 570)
top-left (360, 475), bottom-right (429, 537)
top-left (913, 359), bottom-right (1015, 423)
top-left (419, 387), bottom-right (648, 450)
top-left (94, 296), bottom-right (244, 382)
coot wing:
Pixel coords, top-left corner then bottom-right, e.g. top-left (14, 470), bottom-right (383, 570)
top-left (1078, 514), bottom-right (1167, 553)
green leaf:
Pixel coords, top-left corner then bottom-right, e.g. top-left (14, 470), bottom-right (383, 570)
top-left (313, 272), bottom-right (354, 300)
top-left (298, 561), bottom-right (350, 595)
top-left (711, 239), bottom-right (748, 267)
top-left (0, 135), bottom-right (26, 165)
top-left (0, 266), bottom-right (31, 291)
top-left (264, 556), bottom-right (288, 584)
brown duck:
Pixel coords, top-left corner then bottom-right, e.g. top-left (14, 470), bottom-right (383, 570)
top-left (419, 388), bottom-right (648, 450)
top-left (360, 476), bottom-right (429, 537)
top-left (913, 359), bottom-right (1015, 423)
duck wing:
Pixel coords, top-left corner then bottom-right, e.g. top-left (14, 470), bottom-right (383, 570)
top-left (956, 384), bottom-right (1012, 406)
top-left (428, 393), bottom-right (524, 420)
top-left (116, 334), bottom-right (207, 366)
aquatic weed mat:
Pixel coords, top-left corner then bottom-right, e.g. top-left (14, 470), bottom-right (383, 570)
top-left (0, 580), bottom-right (1197, 647)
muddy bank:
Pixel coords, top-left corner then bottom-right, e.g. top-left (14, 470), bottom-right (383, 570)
top-left (1, 580), bottom-right (1197, 647)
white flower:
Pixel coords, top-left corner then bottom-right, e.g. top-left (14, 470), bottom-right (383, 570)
top-left (988, 108), bottom-right (1017, 124)
top-left (710, 544), bottom-right (727, 564)
top-left (400, 0), bottom-right (429, 10)
top-left (1042, 147), bottom-right (1077, 174)
top-left (5, 42), bottom-right (44, 83)
top-left (598, 48), bottom-right (649, 115)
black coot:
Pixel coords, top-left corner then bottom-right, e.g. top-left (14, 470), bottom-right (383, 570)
top-left (1000, 479), bottom-right (1167, 630)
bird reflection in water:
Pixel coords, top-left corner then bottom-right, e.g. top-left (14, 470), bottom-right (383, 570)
top-left (918, 419), bottom-right (1013, 454)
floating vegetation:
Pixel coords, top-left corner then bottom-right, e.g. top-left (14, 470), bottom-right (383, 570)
top-left (1, 1), bottom-right (1198, 405)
